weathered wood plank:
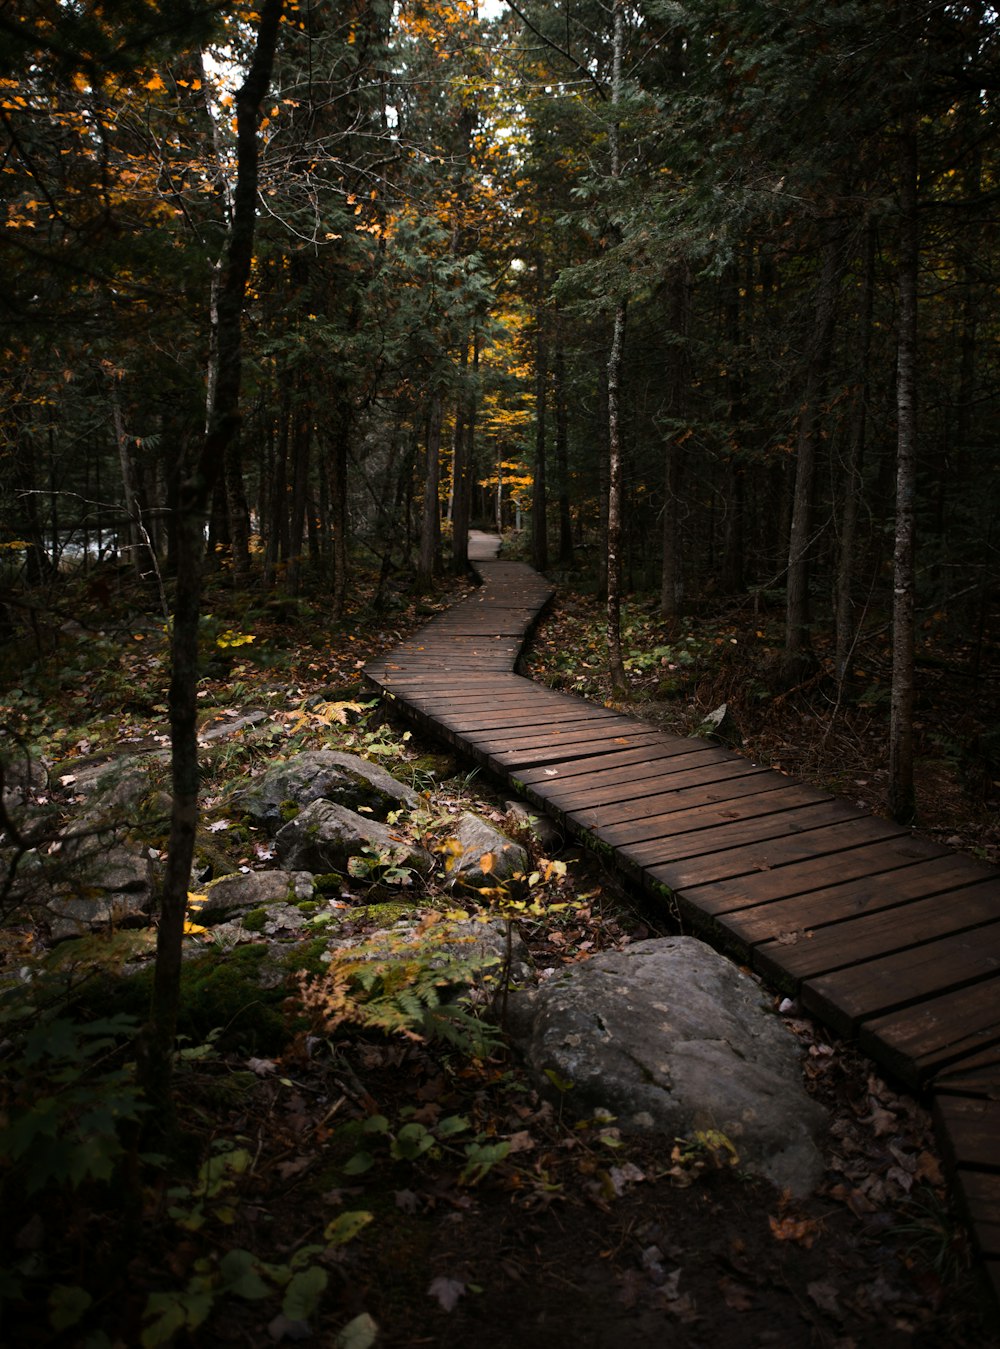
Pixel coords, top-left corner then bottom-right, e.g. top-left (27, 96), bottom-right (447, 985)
top-left (675, 826), bottom-right (937, 915)
top-left (801, 921), bottom-right (1000, 1037)
top-left (564, 768), bottom-right (790, 831)
top-left (933, 1096), bottom-right (1000, 1175)
top-left (861, 980), bottom-right (1000, 1086)
top-left (535, 752), bottom-right (766, 808)
top-left (591, 782), bottom-right (835, 850)
top-left (647, 816), bottom-right (910, 896)
top-left (754, 880), bottom-right (1000, 986)
top-left (931, 1044), bottom-right (1000, 1097)
top-left (514, 736), bottom-right (712, 787)
top-left (617, 798), bottom-right (869, 867)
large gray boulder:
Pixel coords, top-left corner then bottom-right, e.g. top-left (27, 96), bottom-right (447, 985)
top-left (276, 800), bottom-right (433, 880)
top-left (232, 751), bottom-right (420, 830)
top-left (508, 936), bottom-right (827, 1195)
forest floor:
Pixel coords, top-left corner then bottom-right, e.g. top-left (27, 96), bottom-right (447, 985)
top-left (1, 557), bottom-right (998, 1348)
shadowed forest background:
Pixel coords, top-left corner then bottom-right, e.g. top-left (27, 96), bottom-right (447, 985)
top-left (2, 1), bottom-right (999, 1345)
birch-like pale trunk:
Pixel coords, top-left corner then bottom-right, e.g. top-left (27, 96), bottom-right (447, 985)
top-left (606, 0), bottom-right (627, 693)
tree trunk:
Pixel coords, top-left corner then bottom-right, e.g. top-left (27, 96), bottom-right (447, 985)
top-left (890, 114), bottom-right (919, 825)
top-left (605, 0), bottom-right (627, 693)
top-left (330, 396), bottom-right (351, 618)
top-left (782, 227), bottom-right (840, 682)
top-left (286, 410), bottom-right (311, 595)
top-left (660, 269), bottom-right (689, 626)
top-left (834, 220), bottom-right (875, 684)
top-left (451, 333), bottom-right (474, 572)
top-left (109, 376), bottom-right (145, 580)
top-left (141, 0), bottom-right (284, 1116)
top-left (417, 389), bottom-right (443, 587)
top-left (554, 322), bottom-right (573, 565)
top-left (532, 258), bottom-right (549, 572)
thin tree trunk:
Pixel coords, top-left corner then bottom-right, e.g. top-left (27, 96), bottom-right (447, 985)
top-left (890, 113), bottom-right (919, 825)
top-left (660, 269), bottom-right (689, 626)
top-left (417, 389), bottom-right (444, 587)
top-left (532, 258), bottom-right (549, 572)
top-left (142, 0), bottom-right (284, 1114)
top-left (330, 397), bottom-right (351, 617)
top-left (834, 220), bottom-right (875, 683)
top-left (782, 227), bottom-right (840, 681)
top-left (287, 412), bottom-right (311, 595)
top-left (605, 0), bottom-right (627, 693)
top-left (109, 376), bottom-right (144, 580)
top-left (452, 334), bottom-right (473, 572)
top-left (554, 321), bottom-right (573, 565)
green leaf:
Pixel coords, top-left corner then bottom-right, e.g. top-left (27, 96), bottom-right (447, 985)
top-left (334, 1312), bottom-right (379, 1349)
top-left (219, 1249), bottom-right (271, 1300)
top-left (390, 1122), bottom-right (434, 1161)
top-left (141, 1295), bottom-right (187, 1348)
top-left (343, 1150), bottom-right (375, 1175)
top-left (435, 1114), bottom-right (470, 1138)
top-left (49, 1284), bottom-right (92, 1331)
top-left (361, 1114), bottom-right (390, 1135)
top-left (324, 1210), bottom-right (374, 1247)
top-left (281, 1265), bottom-right (328, 1321)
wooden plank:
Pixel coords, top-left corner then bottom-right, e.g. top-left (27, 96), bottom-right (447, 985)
top-left (436, 703), bottom-right (624, 734)
top-left (537, 751), bottom-right (764, 807)
top-left (951, 1172), bottom-right (1000, 1256)
top-left (614, 797), bottom-right (864, 865)
top-left (931, 1045), bottom-right (1000, 1097)
top-left (515, 736), bottom-right (711, 786)
top-left (860, 980), bottom-right (1000, 1086)
top-left (731, 853), bottom-right (987, 954)
top-left (801, 921), bottom-right (1000, 1037)
top-left (590, 782), bottom-right (833, 850)
top-left (488, 729), bottom-right (660, 770)
top-left (675, 826), bottom-right (938, 915)
top-left (753, 880), bottom-right (1000, 986)
top-left (564, 768), bottom-right (789, 830)
top-left (933, 1095), bottom-right (1000, 1174)
top-left (469, 714), bottom-right (638, 749)
top-left (648, 815), bottom-right (909, 895)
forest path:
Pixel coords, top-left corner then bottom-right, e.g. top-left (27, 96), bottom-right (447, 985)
top-left (364, 531), bottom-right (1000, 1301)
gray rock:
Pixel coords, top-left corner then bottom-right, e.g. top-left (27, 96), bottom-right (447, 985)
top-left (46, 892), bottom-right (151, 943)
top-left (508, 936), bottom-right (827, 1195)
top-left (695, 702), bottom-right (742, 747)
top-left (232, 751), bottom-right (420, 830)
top-left (275, 800), bottom-right (433, 879)
top-left (44, 847), bottom-right (154, 941)
top-left (1, 752), bottom-right (47, 814)
top-left (199, 869), bottom-right (315, 923)
top-left (445, 812), bottom-right (529, 888)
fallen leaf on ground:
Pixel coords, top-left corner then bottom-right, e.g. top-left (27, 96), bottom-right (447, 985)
top-left (427, 1276), bottom-right (465, 1311)
top-left (769, 1213), bottom-right (822, 1248)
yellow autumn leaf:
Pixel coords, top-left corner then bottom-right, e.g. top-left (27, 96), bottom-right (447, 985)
top-left (479, 852), bottom-right (495, 875)
top-left (144, 73), bottom-right (166, 93)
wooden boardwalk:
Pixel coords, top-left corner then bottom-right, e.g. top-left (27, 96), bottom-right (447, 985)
top-left (366, 532), bottom-right (1000, 1301)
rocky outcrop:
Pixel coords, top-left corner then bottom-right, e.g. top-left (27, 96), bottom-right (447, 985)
top-left (232, 750), bottom-right (420, 830)
top-left (276, 799), bottom-right (433, 879)
top-left (507, 936), bottom-right (827, 1195)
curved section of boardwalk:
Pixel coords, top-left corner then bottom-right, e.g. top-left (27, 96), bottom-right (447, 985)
top-left (365, 533), bottom-right (1000, 1301)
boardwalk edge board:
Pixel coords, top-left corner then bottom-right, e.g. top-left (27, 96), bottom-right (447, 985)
top-left (363, 533), bottom-right (1000, 1296)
